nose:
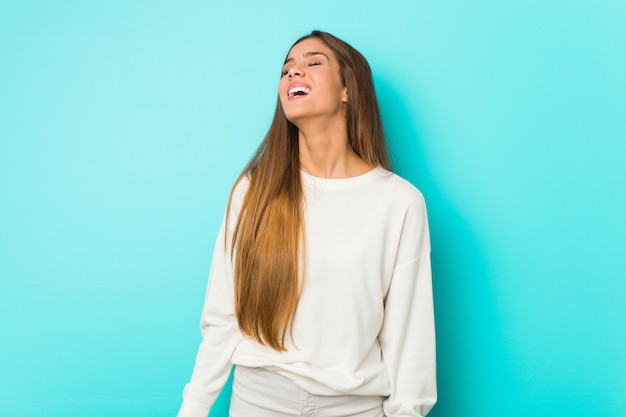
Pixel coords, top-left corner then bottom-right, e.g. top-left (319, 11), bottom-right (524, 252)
top-left (288, 65), bottom-right (302, 77)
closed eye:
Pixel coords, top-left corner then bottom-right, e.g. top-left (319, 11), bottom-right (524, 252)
top-left (307, 61), bottom-right (322, 67)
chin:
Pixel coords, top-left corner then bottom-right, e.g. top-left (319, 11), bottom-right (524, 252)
top-left (283, 109), bottom-right (308, 125)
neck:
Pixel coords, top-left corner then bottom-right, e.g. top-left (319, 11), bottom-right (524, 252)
top-left (297, 120), bottom-right (373, 179)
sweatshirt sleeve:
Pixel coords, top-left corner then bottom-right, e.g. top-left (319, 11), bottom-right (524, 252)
top-left (177, 180), bottom-right (248, 417)
top-left (379, 194), bottom-right (437, 417)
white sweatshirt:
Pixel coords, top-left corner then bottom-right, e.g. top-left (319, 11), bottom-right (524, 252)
top-left (178, 167), bottom-right (436, 417)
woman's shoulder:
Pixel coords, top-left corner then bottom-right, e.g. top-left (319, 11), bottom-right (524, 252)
top-left (374, 168), bottom-right (426, 206)
top-left (232, 174), bottom-right (251, 198)
top-left (225, 174), bottom-right (251, 218)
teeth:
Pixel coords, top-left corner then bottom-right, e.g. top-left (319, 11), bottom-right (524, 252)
top-left (288, 86), bottom-right (311, 97)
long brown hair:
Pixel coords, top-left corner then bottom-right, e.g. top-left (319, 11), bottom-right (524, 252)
top-left (228, 30), bottom-right (390, 351)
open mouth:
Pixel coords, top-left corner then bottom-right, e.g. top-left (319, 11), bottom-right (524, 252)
top-left (288, 86), bottom-right (311, 98)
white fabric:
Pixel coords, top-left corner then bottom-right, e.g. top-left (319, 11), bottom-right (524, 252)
top-left (178, 167), bottom-right (436, 417)
top-left (229, 366), bottom-right (384, 417)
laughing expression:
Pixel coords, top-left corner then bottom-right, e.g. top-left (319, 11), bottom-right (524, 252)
top-left (279, 38), bottom-right (348, 125)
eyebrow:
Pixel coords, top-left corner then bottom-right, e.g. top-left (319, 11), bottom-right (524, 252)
top-left (284, 51), bottom-right (330, 64)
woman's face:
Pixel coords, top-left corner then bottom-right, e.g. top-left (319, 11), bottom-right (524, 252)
top-left (279, 37), bottom-right (348, 125)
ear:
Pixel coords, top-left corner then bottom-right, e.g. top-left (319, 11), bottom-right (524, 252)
top-left (342, 86), bottom-right (348, 103)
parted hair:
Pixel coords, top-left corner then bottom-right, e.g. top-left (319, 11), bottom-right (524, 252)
top-left (227, 30), bottom-right (390, 351)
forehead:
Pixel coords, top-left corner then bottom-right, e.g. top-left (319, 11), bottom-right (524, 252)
top-left (286, 38), bottom-right (334, 60)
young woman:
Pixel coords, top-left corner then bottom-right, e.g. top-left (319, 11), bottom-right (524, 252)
top-left (177, 31), bottom-right (436, 417)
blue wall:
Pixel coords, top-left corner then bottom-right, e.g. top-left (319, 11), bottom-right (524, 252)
top-left (1, 1), bottom-right (624, 416)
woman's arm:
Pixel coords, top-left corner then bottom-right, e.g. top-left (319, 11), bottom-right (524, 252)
top-left (177, 180), bottom-right (249, 417)
top-left (177, 219), bottom-right (242, 417)
top-left (379, 252), bottom-right (437, 417)
top-left (379, 194), bottom-right (437, 417)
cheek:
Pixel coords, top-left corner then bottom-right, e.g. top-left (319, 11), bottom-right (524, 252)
top-left (278, 76), bottom-right (288, 92)
top-left (277, 82), bottom-right (287, 104)
top-left (278, 91), bottom-right (290, 115)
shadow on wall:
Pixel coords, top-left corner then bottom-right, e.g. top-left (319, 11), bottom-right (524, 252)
top-left (375, 77), bottom-right (517, 415)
